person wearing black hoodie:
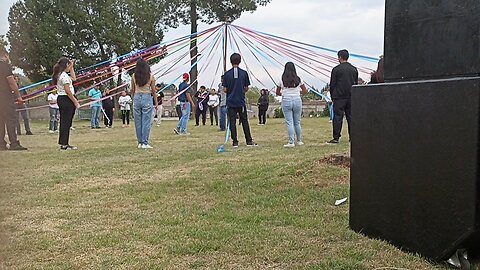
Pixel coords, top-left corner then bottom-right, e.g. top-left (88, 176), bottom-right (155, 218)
top-left (257, 89), bottom-right (269, 125)
top-left (102, 89), bottom-right (115, 128)
top-left (327, 49), bottom-right (358, 144)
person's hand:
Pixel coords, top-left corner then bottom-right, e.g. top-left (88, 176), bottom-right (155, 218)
top-left (74, 100), bottom-right (81, 109)
top-left (16, 97), bottom-right (25, 104)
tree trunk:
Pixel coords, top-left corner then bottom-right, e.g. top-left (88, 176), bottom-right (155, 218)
top-left (189, 0), bottom-right (198, 93)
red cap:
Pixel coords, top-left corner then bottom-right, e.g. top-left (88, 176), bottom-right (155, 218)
top-left (182, 73), bottom-right (189, 80)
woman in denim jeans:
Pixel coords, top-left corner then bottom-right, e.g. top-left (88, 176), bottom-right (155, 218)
top-left (131, 58), bottom-right (158, 149)
top-left (276, 62), bottom-right (308, 148)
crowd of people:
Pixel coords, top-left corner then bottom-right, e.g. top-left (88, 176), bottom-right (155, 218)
top-left (1, 46), bottom-right (362, 151)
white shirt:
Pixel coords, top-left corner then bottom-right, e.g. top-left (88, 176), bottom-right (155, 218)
top-left (118, 95), bottom-right (132, 110)
top-left (56, 72), bottom-right (75, 96)
top-left (47, 93), bottom-right (59, 109)
top-left (207, 94), bottom-right (220, 107)
top-left (278, 80), bottom-right (304, 97)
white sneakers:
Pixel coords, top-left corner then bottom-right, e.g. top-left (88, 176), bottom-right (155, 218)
top-left (138, 144), bottom-right (153, 149)
top-left (284, 141), bottom-right (304, 148)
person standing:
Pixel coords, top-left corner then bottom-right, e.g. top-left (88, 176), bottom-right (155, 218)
top-left (118, 90), bottom-right (132, 127)
top-left (15, 76), bottom-right (33, 135)
top-left (276, 62), bottom-right (308, 147)
top-left (53, 57), bottom-right (80, 150)
top-left (47, 90), bottom-right (59, 133)
top-left (257, 89), bottom-right (269, 125)
top-left (194, 85), bottom-right (208, 126)
top-left (324, 89), bottom-right (333, 123)
top-left (0, 47), bottom-right (27, 150)
top-left (207, 89), bottom-right (219, 126)
top-left (153, 84), bottom-right (165, 127)
top-left (223, 53), bottom-right (257, 148)
top-left (218, 75), bottom-right (227, 131)
top-left (102, 89), bottom-right (115, 128)
top-left (131, 58), bottom-right (157, 149)
top-left (328, 49), bottom-right (358, 144)
top-left (88, 84), bottom-right (102, 129)
top-left (174, 73), bottom-right (195, 135)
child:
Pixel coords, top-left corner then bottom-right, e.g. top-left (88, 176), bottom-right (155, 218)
top-left (47, 90), bottom-right (59, 133)
top-left (207, 89), bottom-right (219, 126)
top-left (153, 84), bottom-right (165, 126)
top-left (118, 91), bottom-right (132, 127)
top-left (257, 89), bottom-right (269, 125)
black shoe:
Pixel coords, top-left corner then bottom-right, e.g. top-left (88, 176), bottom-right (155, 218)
top-left (26, 131), bottom-right (33, 135)
top-left (327, 139), bottom-right (339, 144)
top-left (232, 141), bottom-right (239, 148)
top-left (173, 128), bottom-right (180, 135)
top-left (246, 141), bottom-right (258, 147)
top-left (9, 143), bottom-right (28, 151)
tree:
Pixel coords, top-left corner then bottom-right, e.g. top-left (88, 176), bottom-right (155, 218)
top-left (7, 0), bottom-right (165, 82)
top-left (161, 0), bottom-right (272, 92)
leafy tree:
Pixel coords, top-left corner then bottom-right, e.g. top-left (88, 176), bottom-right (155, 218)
top-left (161, 0), bottom-right (272, 92)
top-left (7, 0), bottom-right (164, 82)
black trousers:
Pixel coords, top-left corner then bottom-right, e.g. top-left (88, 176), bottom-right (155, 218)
top-left (58, 96), bottom-right (76, 146)
top-left (121, 110), bottom-right (130, 125)
top-left (103, 107), bottom-right (114, 127)
top-left (0, 97), bottom-right (20, 147)
top-left (333, 98), bottom-right (352, 140)
top-left (209, 106), bottom-right (218, 125)
top-left (176, 104), bottom-right (182, 120)
top-left (195, 105), bottom-right (207, 125)
top-left (258, 108), bottom-right (267, 124)
top-left (228, 106), bottom-right (253, 143)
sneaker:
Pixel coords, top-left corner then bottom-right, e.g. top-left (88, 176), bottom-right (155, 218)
top-left (329, 120), bottom-right (333, 123)
top-left (246, 141), bottom-right (258, 147)
top-left (141, 144), bottom-right (153, 149)
top-left (122, 124), bottom-right (126, 128)
top-left (60, 145), bottom-right (77, 150)
top-left (70, 127), bottom-right (75, 130)
top-left (26, 131), bottom-right (33, 135)
top-left (48, 130), bottom-right (55, 134)
top-left (327, 139), bottom-right (339, 144)
top-left (138, 144), bottom-right (142, 149)
top-left (283, 143), bottom-right (295, 148)
top-left (174, 128), bottom-right (180, 135)
top-left (179, 132), bottom-right (191, 136)
top-left (9, 143), bottom-right (28, 151)
top-left (297, 141), bottom-right (305, 146)
top-left (232, 141), bottom-right (239, 148)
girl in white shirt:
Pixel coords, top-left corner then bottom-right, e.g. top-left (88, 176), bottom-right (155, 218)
top-left (47, 90), bottom-right (59, 133)
top-left (276, 62), bottom-right (308, 147)
top-left (118, 91), bottom-right (132, 127)
top-left (207, 89), bottom-right (220, 126)
top-left (52, 57), bottom-right (79, 150)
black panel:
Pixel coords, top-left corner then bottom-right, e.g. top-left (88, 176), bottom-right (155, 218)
top-left (350, 77), bottom-right (480, 261)
top-left (384, 0), bottom-right (480, 81)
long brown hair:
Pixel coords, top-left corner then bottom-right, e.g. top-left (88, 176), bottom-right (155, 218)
top-left (134, 58), bottom-right (151, 87)
top-left (52, 57), bottom-right (70, 85)
top-left (281, 62), bottom-right (301, 88)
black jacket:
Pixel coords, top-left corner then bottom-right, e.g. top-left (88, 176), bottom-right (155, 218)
top-left (330, 62), bottom-right (358, 100)
top-left (257, 95), bottom-right (269, 110)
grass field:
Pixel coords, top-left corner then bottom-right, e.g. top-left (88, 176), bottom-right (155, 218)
top-left (0, 117), bottom-right (453, 269)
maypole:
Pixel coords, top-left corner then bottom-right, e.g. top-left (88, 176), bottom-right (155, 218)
top-left (223, 22), bottom-right (229, 73)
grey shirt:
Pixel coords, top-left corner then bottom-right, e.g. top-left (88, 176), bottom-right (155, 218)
top-left (219, 83), bottom-right (227, 107)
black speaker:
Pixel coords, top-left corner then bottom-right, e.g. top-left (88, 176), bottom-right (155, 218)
top-left (384, 0), bottom-right (480, 82)
top-left (350, 77), bottom-right (480, 261)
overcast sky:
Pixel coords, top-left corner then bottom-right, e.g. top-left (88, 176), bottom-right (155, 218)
top-left (1, 0), bottom-right (385, 87)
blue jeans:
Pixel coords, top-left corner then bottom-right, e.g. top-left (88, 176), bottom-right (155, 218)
top-left (328, 102), bottom-right (334, 121)
top-left (176, 102), bottom-right (191, 133)
top-left (219, 105), bottom-right (227, 131)
top-left (133, 93), bottom-right (154, 145)
top-left (49, 107), bottom-right (59, 131)
top-left (282, 96), bottom-right (303, 144)
top-left (90, 106), bottom-right (101, 128)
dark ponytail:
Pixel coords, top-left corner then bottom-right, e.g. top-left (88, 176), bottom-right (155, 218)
top-left (52, 57), bottom-right (70, 85)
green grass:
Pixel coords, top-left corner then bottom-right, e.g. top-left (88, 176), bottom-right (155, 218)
top-left (0, 118), bottom-right (452, 269)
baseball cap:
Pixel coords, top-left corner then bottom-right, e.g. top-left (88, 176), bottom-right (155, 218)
top-left (182, 73), bottom-right (189, 80)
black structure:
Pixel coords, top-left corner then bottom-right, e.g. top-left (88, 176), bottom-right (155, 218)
top-left (350, 0), bottom-right (480, 263)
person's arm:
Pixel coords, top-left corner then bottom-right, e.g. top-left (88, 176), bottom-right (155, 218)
top-left (329, 68), bottom-right (337, 93)
top-left (224, 87), bottom-right (228, 93)
top-left (131, 77), bottom-right (136, 96)
top-left (187, 92), bottom-right (195, 110)
top-left (150, 77), bottom-right (158, 108)
top-left (7, 76), bottom-right (23, 104)
top-left (64, 84), bottom-right (80, 108)
top-left (300, 84), bottom-right (308, 95)
top-left (276, 85), bottom-right (281, 96)
top-left (69, 61), bottom-right (76, 81)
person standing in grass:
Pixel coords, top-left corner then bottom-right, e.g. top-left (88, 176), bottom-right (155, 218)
top-left (257, 89), bottom-right (269, 125)
top-left (102, 89), bottom-right (115, 128)
top-left (207, 89), bottom-right (219, 126)
top-left (15, 76), bottom-right (33, 135)
top-left (276, 62), bottom-right (308, 148)
top-left (0, 46), bottom-right (27, 150)
top-left (223, 53), bottom-right (257, 148)
top-left (131, 58), bottom-right (157, 149)
top-left (47, 89), bottom-right (59, 133)
top-left (327, 49), bottom-right (358, 144)
top-left (218, 75), bottom-right (227, 131)
top-left (53, 57), bottom-right (80, 150)
top-left (88, 84), bottom-right (102, 129)
top-left (153, 84), bottom-right (165, 127)
top-left (118, 90), bottom-right (132, 127)
top-left (174, 73), bottom-right (195, 135)
top-left (194, 85), bottom-right (209, 126)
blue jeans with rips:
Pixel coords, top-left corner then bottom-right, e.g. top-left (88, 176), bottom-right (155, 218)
top-left (133, 93), bottom-right (153, 145)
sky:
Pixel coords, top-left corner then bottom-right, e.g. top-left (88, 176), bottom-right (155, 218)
top-left (1, 0), bottom-right (385, 88)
